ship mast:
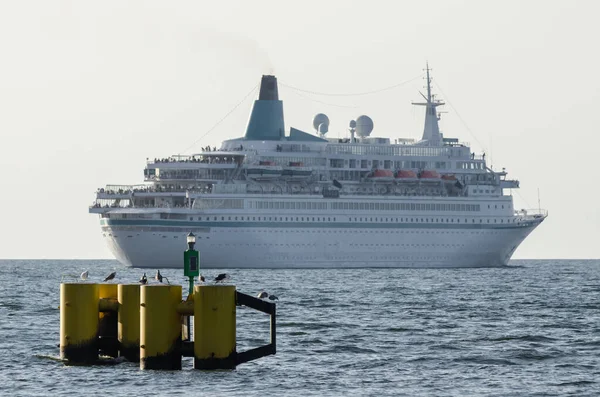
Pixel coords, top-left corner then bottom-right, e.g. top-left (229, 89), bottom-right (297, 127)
top-left (412, 63), bottom-right (445, 146)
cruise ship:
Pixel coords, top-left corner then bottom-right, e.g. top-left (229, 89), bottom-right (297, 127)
top-left (89, 67), bottom-right (546, 268)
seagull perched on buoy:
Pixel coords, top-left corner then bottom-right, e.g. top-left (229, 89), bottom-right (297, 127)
top-left (155, 270), bottom-right (169, 284)
top-left (139, 273), bottom-right (147, 284)
top-left (257, 291), bottom-right (269, 299)
top-left (268, 294), bottom-right (279, 301)
top-left (214, 273), bottom-right (229, 283)
top-left (103, 271), bottom-right (116, 282)
top-left (80, 270), bottom-right (89, 281)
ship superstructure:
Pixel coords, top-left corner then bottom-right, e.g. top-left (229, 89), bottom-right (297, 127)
top-left (90, 67), bottom-right (546, 268)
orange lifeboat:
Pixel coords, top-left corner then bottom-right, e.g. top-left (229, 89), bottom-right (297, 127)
top-left (395, 170), bottom-right (418, 179)
top-left (419, 170), bottom-right (441, 179)
top-left (441, 174), bottom-right (457, 181)
top-left (259, 160), bottom-right (276, 166)
top-left (367, 169), bottom-right (394, 181)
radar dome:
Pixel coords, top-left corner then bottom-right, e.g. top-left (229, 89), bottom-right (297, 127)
top-left (312, 113), bottom-right (330, 131)
top-left (355, 115), bottom-right (374, 137)
top-left (318, 123), bottom-right (328, 135)
top-left (349, 120), bottom-right (357, 129)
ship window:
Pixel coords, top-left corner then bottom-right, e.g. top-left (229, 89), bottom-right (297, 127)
top-left (235, 217), bottom-right (238, 220)
top-left (221, 217), bottom-right (224, 221)
top-left (190, 217), bottom-right (193, 221)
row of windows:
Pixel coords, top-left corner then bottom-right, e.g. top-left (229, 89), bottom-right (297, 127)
top-left (106, 229), bottom-right (507, 238)
top-left (249, 200), bottom-right (482, 212)
top-left (194, 199), bottom-right (245, 209)
top-left (106, 215), bottom-right (522, 225)
top-left (326, 144), bottom-right (464, 157)
top-left (259, 156), bottom-right (326, 166)
top-left (250, 201), bottom-right (328, 210)
top-left (331, 202), bottom-right (481, 212)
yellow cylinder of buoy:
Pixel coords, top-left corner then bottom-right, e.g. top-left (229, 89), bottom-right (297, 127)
top-left (60, 283), bottom-right (99, 363)
top-left (194, 285), bottom-right (236, 369)
top-left (140, 284), bottom-right (182, 370)
top-left (98, 284), bottom-right (118, 357)
top-left (118, 284), bottom-right (140, 362)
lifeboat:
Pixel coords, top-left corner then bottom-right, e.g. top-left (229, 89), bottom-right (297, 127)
top-left (419, 170), bottom-right (441, 179)
top-left (441, 174), bottom-right (457, 181)
top-left (247, 161), bottom-right (283, 180)
top-left (282, 161), bottom-right (312, 178)
top-left (395, 170), bottom-right (418, 181)
top-left (367, 169), bottom-right (395, 182)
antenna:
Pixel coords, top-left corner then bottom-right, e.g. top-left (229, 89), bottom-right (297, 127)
top-left (537, 188), bottom-right (541, 213)
top-left (425, 62), bottom-right (432, 103)
top-left (490, 134), bottom-right (493, 170)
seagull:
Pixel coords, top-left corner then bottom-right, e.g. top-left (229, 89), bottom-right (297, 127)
top-left (155, 270), bottom-right (169, 284)
top-left (214, 273), bottom-right (229, 283)
top-left (200, 275), bottom-right (205, 282)
top-left (103, 271), bottom-right (116, 282)
top-left (268, 295), bottom-right (279, 301)
top-left (80, 270), bottom-right (89, 281)
top-left (139, 273), bottom-right (147, 284)
top-left (257, 291), bottom-right (269, 299)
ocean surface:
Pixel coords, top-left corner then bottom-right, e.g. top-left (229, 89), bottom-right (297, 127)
top-left (0, 260), bottom-right (599, 396)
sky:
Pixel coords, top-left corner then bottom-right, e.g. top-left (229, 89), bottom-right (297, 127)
top-left (0, 0), bottom-right (598, 259)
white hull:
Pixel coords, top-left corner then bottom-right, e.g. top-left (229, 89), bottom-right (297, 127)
top-left (101, 219), bottom-right (542, 269)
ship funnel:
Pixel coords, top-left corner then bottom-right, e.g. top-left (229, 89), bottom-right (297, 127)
top-left (244, 75), bottom-right (285, 140)
top-left (258, 75), bottom-right (279, 100)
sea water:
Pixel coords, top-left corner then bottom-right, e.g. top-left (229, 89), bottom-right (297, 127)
top-left (0, 260), bottom-right (598, 396)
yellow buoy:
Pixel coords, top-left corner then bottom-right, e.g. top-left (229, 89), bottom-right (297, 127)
top-left (193, 285), bottom-right (236, 369)
top-left (60, 283), bottom-right (99, 363)
top-left (118, 284), bottom-right (140, 361)
top-left (140, 284), bottom-right (182, 370)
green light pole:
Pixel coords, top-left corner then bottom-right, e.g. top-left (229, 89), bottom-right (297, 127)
top-left (184, 232), bottom-right (200, 296)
